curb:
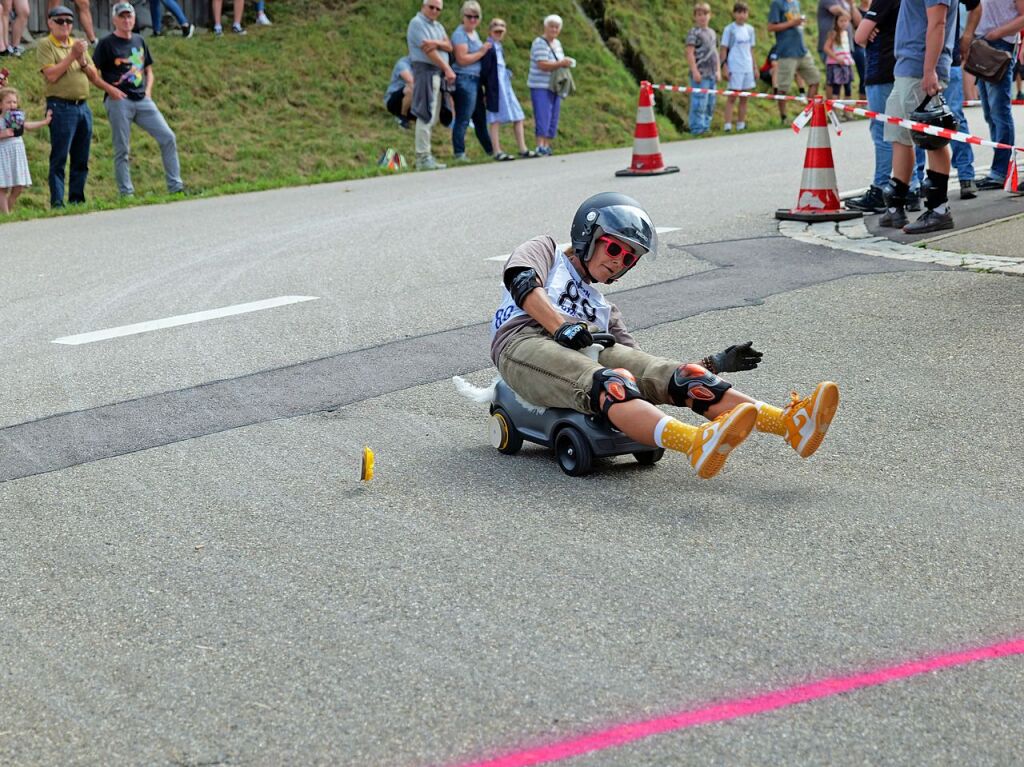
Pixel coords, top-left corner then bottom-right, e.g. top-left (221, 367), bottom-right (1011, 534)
top-left (777, 217), bottom-right (1024, 277)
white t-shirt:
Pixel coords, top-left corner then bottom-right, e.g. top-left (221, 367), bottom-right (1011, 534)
top-left (721, 22), bottom-right (756, 74)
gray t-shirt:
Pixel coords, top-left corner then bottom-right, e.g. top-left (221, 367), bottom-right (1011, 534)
top-left (407, 11), bottom-right (449, 66)
top-left (893, 0), bottom-right (955, 79)
top-left (686, 26), bottom-right (720, 79)
top-left (384, 56), bottom-right (412, 106)
top-left (977, 0), bottom-right (1022, 44)
top-left (490, 236), bottom-right (635, 365)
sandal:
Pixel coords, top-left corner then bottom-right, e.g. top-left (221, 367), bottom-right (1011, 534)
top-left (518, 149), bottom-right (539, 158)
top-left (493, 152), bottom-right (516, 161)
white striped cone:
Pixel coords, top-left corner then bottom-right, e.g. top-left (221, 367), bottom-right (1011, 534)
top-left (616, 81), bottom-right (679, 177)
top-left (776, 99), bottom-right (861, 222)
top-left (1004, 155), bottom-right (1021, 194)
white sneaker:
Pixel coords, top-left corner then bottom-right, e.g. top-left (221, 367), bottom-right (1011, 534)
top-left (723, 123), bottom-right (732, 132)
top-left (256, 11), bottom-right (272, 25)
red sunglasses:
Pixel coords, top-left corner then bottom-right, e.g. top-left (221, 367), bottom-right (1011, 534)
top-left (598, 235), bottom-right (639, 268)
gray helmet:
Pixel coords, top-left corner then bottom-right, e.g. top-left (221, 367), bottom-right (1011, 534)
top-left (570, 192), bottom-right (657, 281)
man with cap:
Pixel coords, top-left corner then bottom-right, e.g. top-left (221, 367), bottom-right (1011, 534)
top-left (37, 5), bottom-right (124, 208)
top-left (93, 3), bottom-right (185, 197)
top-left (47, 0), bottom-right (99, 47)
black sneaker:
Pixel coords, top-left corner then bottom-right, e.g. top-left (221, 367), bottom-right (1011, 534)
top-left (879, 207), bottom-right (908, 228)
top-left (976, 176), bottom-right (1005, 190)
top-left (905, 189), bottom-right (922, 211)
top-left (846, 185), bottom-right (887, 213)
top-left (959, 179), bottom-right (977, 199)
top-left (903, 208), bottom-right (953, 234)
top-left (181, 23), bottom-right (195, 38)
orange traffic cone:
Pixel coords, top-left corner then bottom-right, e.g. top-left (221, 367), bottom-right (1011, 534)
top-left (616, 81), bottom-right (680, 177)
top-left (775, 98), bottom-right (861, 221)
top-left (1004, 154), bottom-right (1021, 195)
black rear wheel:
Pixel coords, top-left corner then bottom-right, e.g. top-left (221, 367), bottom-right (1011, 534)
top-left (633, 448), bottom-right (665, 466)
top-left (555, 427), bottom-right (593, 476)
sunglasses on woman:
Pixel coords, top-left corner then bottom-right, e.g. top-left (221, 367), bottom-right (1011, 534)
top-left (598, 235), bottom-right (639, 268)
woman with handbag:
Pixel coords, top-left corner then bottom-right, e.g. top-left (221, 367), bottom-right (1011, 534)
top-left (528, 14), bottom-right (575, 156)
top-left (963, 0), bottom-right (1024, 189)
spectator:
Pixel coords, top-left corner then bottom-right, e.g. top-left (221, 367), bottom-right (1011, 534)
top-left (946, 0), bottom-right (980, 198)
top-left (879, 0), bottom-right (959, 233)
top-left (408, 0), bottom-right (456, 171)
top-left (528, 14), bottom-right (574, 156)
top-left (485, 18), bottom-right (538, 159)
top-left (963, 0), bottom-right (1024, 189)
top-left (768, 0), bottom-right (821, 123)
top-left (0, 87), bottom-right (52, 213)
top-left (1015, 45), bottom-right (1024, 99)
top-left (824, 12), bottom-right (855, 99)
top-left (212, 0), bottom-right (246, 36)
top-left (384, 55), bottom-right (414, 129)
top-left (817, 0), bottom-right (864, 94)
top-left (255, 1), bottom-right (271, 26)
top-left (151, 0), bottom-right (196, 38)
top-left (4, 0), bottom-right (29, 56)
top-left (47, 0), bottom-right (97, 46)
top-left (721, 1), bottom-right (758, 132)
top-left (686, 2), bottom-right (720, 135)
top-left (93, 3), bottom-right (184, 197)
top-left (38, 5), bottom-right (122, 208)
top-left (847, 0), bottom-right (926, 212)
top-left (451, 1), bottom-right (494, 162)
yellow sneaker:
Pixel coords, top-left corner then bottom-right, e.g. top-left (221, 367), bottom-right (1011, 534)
top-left (689, 402), bottom-right (757, 479)
top-left (783, 381), bottom-right (839, 458)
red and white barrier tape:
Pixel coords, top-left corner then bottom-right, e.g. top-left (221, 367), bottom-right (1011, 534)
top-left (650, 83), bottom-right (811, 103)
top-left (824, 99), bottom-right (1024, 154)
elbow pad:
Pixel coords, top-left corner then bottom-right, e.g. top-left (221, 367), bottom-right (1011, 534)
top-left (507, 268), bottom-right (540, 309)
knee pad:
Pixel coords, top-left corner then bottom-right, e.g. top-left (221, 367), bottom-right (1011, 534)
top-left (590, 368), bottom-right (644, 421)
top-left (669, 362), bottom-right (732, 415)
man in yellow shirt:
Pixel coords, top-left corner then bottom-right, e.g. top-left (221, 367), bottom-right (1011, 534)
top-left (37, 5), bottom-right (123, 208)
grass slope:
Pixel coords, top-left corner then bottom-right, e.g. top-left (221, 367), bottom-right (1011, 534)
top-left (1, 0), bottom-right (675, 221)
top-left (598, 0), bottom-right (827, 132)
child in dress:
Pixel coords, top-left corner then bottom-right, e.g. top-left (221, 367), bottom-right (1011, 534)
top-left (720, 1), bottom-right (757, 132)
top-left (486, 18), bottom-right (538, 160)
top-left (823, 13), bottom-right (854, 101)
top-left (0, 87), bottom-right (51, 214)
top-left (686, 2), bottom-right (720, 135)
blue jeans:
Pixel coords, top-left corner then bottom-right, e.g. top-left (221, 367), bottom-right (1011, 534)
top-left (46, 98), bottom-right (92, 208)
top-left (689, 76), bottom-right (716, 134)
top-left (946, 66), bottom-right (974, 180)
top-left (150, 0), bottom-right (188, 33)
top-left (977, 38), bottom-right (1016, 181)
top-left (452, 74), bottom-right (493, 155)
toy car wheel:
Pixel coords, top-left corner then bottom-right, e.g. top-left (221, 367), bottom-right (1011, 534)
top-left (555, 426), bottom-right (593, 476)
top-left (633, 448), bottom-right (665, 466)
top-left (489, 409), bottom-right (523, 455)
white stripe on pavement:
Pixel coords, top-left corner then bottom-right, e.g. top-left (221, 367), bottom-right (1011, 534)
top-left (53, 295), bottom-right (320, 346)
top-left (485, 227), bottom-right (682, 261)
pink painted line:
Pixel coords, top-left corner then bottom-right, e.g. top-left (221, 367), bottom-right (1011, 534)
top-left (450, 638), bottom-right (1024, 767)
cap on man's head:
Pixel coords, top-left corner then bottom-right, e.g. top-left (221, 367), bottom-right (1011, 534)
top-left (48, 5), bottom-right (74, 18)
top-left (112, 2), bottom-right (135, 15)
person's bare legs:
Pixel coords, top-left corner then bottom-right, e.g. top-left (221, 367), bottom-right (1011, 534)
top-left (73, 0), bottom-right (96, 42)
top-left (738, 95), bottom-right (748, 125)
top-left (233, 0), bottom-right (245, 26)
top-left (513, 120), bottom-right (530, 152)
top-left (0, 2), bottom-right (10, 52)
top-left (5, 185), bottom-right (22, 212)
top-left (724, 94), bottom-right (736, 126)
top-left (10, 0), bottom-right (28, 48)
top-left (488, 122), bottom-right (502, 156)
top-left (0, 188), bottom-right (10, 214)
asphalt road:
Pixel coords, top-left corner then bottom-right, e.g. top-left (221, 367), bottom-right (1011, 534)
top-left (2, 111), bottom-right (1023, 766)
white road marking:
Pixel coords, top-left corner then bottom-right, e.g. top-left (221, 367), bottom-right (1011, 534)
top-left (53, 295), bottom-right (319, 346)
top-left (485, 227), bottom-right (682, 261)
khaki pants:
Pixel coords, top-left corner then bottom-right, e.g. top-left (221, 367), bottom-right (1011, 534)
top-left (414, 73), bottom-right (441, 159)
top-left (497, 326), bottom-right (683, 415)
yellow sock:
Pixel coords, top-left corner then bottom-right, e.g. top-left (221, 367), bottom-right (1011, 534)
top-left (654, 415), bottom-right (698, 454)
top-left (755, 401), bottom-right (786, 436)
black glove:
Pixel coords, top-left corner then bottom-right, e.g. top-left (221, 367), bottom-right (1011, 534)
top-left (553, 321), bottom-right (594, 350)
top-left (702, 341), bottom-right (762, 374)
